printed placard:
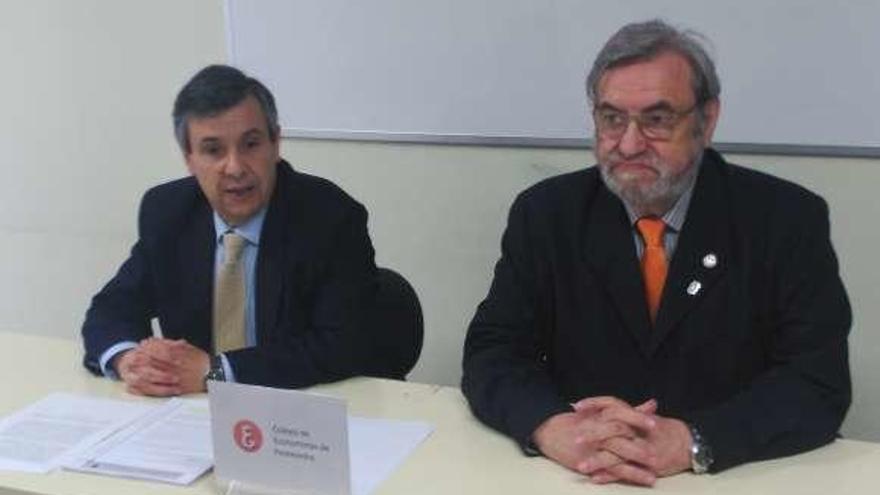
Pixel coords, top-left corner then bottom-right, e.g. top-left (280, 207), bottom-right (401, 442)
top-left (208, 381), bottom-right (350, 495)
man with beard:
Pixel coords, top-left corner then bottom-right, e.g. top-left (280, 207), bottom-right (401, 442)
top-left (461, 20), bottom-right (851, 486)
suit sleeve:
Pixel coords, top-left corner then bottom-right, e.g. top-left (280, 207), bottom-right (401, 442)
top-left (683, 197), bottom-right (852, 472)
top-left (462, 192), bottom-right (572, 449)
top-left (81, 197), bottom-right (156, 374)
top-left (224, 201), bottom-right (380, 388)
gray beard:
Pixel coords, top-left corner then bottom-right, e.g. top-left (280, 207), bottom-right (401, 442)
top-left (600, 149), bottom-right (703, 217)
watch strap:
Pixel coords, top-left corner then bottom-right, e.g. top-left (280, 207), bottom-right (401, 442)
top-left (204, 355), bottom-right (226, 385)
top-left (688, 422), bottom-right (714, 474)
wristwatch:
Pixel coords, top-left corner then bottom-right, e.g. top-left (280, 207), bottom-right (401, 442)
top-left (688, 423), bottom-right (714, 474)
top-left (204, 355), bottom-right (226, 385)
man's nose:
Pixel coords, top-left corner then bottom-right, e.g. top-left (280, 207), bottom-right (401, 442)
top-left (223, 151), bottom-right (247, 178)
top-left (616, 119), bottom-right (648, 157)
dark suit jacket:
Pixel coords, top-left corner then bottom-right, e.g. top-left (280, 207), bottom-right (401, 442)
top-left (462, 149), bottom-right (851, 472)
top-left (83, 160), bottom-right (383, 388)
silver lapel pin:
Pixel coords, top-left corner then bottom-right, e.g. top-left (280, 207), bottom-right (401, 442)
top-left (702, 253), bottom-right (718, 269)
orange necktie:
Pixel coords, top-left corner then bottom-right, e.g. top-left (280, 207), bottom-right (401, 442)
top-left (636, 217), bottom-right (667, 322)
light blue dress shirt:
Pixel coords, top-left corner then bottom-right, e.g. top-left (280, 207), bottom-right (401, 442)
top-left (99, 208), bottom-right (267, 382)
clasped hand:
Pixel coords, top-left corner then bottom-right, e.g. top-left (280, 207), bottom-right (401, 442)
top-left (113, 337), bottom-right (211, 396)
top-left (532, 396), bottom-right (692, 487)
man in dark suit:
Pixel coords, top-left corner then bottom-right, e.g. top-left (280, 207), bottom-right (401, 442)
top-left (462, 20), bottom-right (851, 486)
top-left (82, 65), bottom-right (384, 395)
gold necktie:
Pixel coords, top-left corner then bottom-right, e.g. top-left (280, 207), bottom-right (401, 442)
top-left (636, 217), bottom-right (667, 323)
top-left (213, 232), bottom-right (247, 353)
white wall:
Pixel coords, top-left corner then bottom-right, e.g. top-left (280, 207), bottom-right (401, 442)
top-left (0, 0), bottom-right (226, 336)
top-left (1, 1), bottom-right (877, 442)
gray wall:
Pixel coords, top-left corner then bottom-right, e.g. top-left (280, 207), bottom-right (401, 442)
top-left (0, 1), bottom-right (876, 442)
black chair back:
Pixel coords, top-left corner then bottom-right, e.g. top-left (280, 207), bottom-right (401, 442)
top-left (366, 267), bottom-right (423, 380)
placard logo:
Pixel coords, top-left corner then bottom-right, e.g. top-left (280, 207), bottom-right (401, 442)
top-left (233, 419), bottom-right (263, 453)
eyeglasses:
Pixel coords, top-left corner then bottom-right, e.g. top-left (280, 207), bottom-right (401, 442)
top-left (593, 105), bottom-right (698, 141)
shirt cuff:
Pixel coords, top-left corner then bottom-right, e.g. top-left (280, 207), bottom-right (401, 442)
top-left (219, 353), bottom-right (237, 383)
top-left (99, 341), bottom-right (138, 379)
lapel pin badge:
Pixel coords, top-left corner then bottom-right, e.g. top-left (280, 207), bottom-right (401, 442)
top-left (702, 253), bottom-right (718, 269)
top-left (687, 280), bottom-right (702, 296)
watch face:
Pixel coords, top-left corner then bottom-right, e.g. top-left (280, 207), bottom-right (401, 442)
top-left (689, 425), bottom-right (713, 473)
top-left (206, 357), bottom-right (226, 383)
top-left (206, 368), bottom-right (221, 382)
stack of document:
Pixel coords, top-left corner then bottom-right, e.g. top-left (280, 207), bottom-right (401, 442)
top-left (0, 391), bottom-right (434, 494)
top-left (0, 393), bottom-right (213, 485)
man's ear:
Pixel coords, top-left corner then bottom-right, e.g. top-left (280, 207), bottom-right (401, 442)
top-left (183, 151), bottom-right (196, 174)
top-left (270, 125), bottom-right (281, 158)
top-left (699, 99), bottom-right (721, 146)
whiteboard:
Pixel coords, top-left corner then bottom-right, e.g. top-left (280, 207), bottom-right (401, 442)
top-left (225, 0), bottom-right (880, 156)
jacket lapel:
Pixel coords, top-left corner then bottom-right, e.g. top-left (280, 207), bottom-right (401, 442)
top-left (650, 152), bottom-right (730, 352)
top-left (581, 184), bottom-right (653, 357)
top-left (177, 196), bottom-right (215, 352)
top-left (255, 161), bottom-right (292, 343)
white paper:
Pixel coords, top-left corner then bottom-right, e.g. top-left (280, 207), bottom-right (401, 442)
top-left (0, 393), bottom-right (154, 473)
top-left (222, 417), bottom-right (433, 495)
top-left (348, 417), bottom-right (433, 495)
top-left (64, 398), bottom-right (213, 485)
top-left (3, 387), bottom-right (432, 492)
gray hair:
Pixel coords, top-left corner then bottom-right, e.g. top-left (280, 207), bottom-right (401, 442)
top-left (586, 19), bottom-right (720, 109)
top-left (172, 65), bottom-right (279, 153)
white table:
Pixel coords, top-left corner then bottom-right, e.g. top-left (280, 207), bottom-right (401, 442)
top-left (2, 331), bottom-right (878, 495)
